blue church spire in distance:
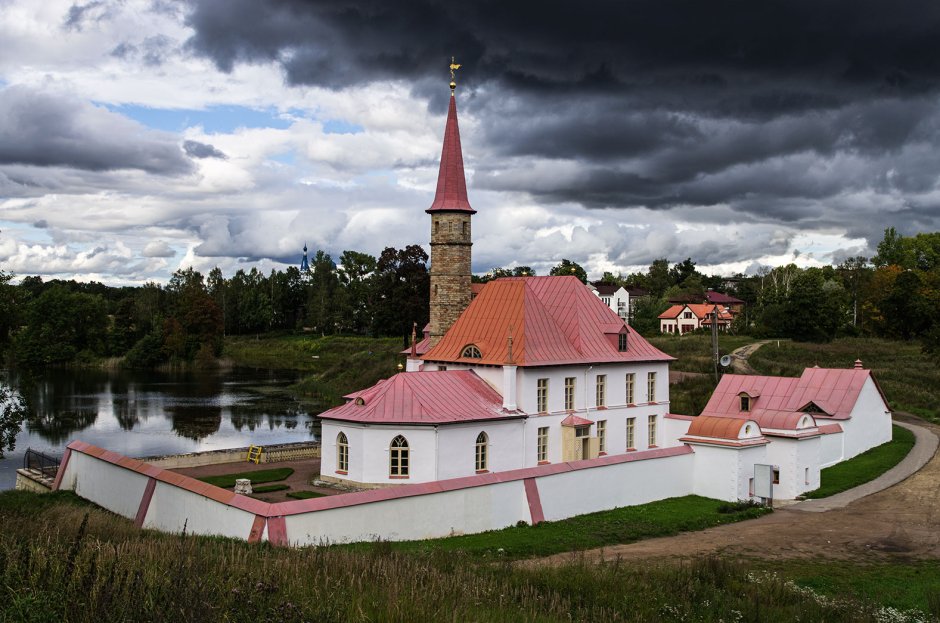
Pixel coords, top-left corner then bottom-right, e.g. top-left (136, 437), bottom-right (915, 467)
top-left (300, 243), bottom-right (310, 272)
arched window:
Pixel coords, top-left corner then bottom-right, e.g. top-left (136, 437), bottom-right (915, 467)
top-left (461, 344), bottom-right (482, 359)
top-left (475, 432), bottom-right (488, 472)
top-left (389, 435), bottom-right (409, 477)
top-left (336, 432), bottom-right (349, 473)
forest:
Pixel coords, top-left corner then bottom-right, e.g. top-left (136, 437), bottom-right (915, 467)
top-left (0, 228), bottom-right (937, 370)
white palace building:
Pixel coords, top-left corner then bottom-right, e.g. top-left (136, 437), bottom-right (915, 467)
top-left (51, 72), bottom-right (894, 546)
top-left (316, 75), bottom-right (893, 502)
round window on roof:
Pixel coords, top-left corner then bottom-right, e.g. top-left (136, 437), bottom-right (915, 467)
top-left (461, 344), bottom-right (482, 359)
top-left (355, 397), bottom-right (365, 406)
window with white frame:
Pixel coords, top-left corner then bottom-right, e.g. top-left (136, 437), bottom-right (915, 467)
top-left (336, 432), bottom-right (349, 473)
top-left (596, 374), bottom-right (606, 407)
top-left (537, 378), bottom-right (548, 413)
top-left (461, 344), bottom-right (482, 359)
top-left (475, 432), bottom-right (488, 472)
top-left (626, 373), bottom-right (635, 404)
top-left (626, 417), bottom-right (636, 449)
top-left (647, 372), bottom-right (656, 403)
top-left (537, 427), bottom-right (549, 462)
top-left (597, 420), bottom-right (607, 453)
top-left (564, 377), bottom-right (575, 410)
top-left (648, 415), bottom-right (657, 447)
top-left (389, 435), bottom-right (409, 477)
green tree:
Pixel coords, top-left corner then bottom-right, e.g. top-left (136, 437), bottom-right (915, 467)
top-left (372, 245), bottom-right (429, 337)
top-left (13, 285), bottom-right (109, 366)
top-left (549, 259), bottom-right (587, 283)
top-left (0, 383), bottom-right (26, 458)
top-left (338, 251), bottom-right (377, 334)
top-left (646, 259), bottom-right (672, 298)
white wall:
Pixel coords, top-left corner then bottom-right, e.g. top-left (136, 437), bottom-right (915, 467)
top-left (437, 420), bottom-right (526, 480)
top-left (64, 452), bottom-right (151, 519)
top-left (536, 451), bottom-right (694, 520)
top-left (663, 417), bottom-right (693, 448)
top-left (841, 378), bottom-right (893, 460)
top-left (145, 481), bottom-right (258, 538)
top-left (819, 431), bottom-right (844, 467)
top-left (689, 443), bottom-right (769, 502)
top-left (764, 436), bottom-right (821, 499)
top-left (284, 480), bottom-right (529, 544)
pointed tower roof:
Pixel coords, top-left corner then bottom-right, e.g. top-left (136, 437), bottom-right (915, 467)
top-left (426, 94), bottom-right (475, 214)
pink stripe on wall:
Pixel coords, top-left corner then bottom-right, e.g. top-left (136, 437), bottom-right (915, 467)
top-left (51, 448), bottom-right (72, 491)
top-left (248, 515), bottom-right (267, 543)
top-left (523, 478), bottom-right (545, 525)
top-left (134, 478), bottom-right (157, 529)
top-left (267, 516), bottom-right (288, 546)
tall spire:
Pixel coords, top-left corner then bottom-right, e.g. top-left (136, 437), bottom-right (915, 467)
top-left (426, 66), bottom-right (475, 214)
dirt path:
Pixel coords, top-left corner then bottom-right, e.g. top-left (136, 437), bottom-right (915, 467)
top-left (528, 415), bottom-right (940, 566)
top-left (730, 339), bottom-right (774, 374)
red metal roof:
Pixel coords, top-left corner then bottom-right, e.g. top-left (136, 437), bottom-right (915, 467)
top-left (321, 370), bottom-right (517, 425)
top-left (424, 276), bottom-right (674, 366)
top-left (426, 95), bottom-right (475, 214)
top-left (686, 415), bottom-right (750, 440)
top-left (700, 367), bottom-right (885, 427)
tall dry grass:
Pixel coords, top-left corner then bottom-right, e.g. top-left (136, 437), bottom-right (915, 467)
top-left (0, 491), bottom-right (926, 622)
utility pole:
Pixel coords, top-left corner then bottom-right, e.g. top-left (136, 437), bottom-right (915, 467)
top-left (711, 307), bottom-right (720, 382)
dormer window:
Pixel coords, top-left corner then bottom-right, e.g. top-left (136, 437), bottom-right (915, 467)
top-left (740, 395), bottom-right (750, 412)
top-left (618, 332), bottom-right (628, 352)
top-left (461, 344), bottom-right (482, 359)
top-left (355, 397), bottom-right (365, 406)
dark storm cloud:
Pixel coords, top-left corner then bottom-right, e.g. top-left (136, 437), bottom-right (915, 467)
top-left (183, 140), bottom-right (227, 159)
top-left (0, 86), bottom-right (194, 175)
top-left (182, 0), bottom-right (940, 246)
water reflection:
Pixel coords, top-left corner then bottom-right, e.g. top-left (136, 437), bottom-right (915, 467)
top-left (0, 367), bottom-right (321, 490)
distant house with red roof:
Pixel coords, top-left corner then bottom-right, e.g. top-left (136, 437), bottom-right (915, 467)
top-left (658, 304), bottom-right (733, 334)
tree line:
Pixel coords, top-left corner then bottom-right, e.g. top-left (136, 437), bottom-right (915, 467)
top-left (0, 245), bottom-right (431, 369)
top-left (1, 228), bottom-right (937, 369)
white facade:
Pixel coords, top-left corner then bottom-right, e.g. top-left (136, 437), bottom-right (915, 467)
top-left (322, 360), bottom-right (673, 485)
top-left (593, 286), bottom-right (631, 321)
top-left (839, 377), bottom-right (893, 460)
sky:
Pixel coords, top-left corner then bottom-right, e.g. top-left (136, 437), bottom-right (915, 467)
top-left (2, 0), bottom-right (940, 285)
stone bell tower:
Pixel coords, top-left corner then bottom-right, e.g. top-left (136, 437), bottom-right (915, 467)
top-left (427, 59), bottom-right (475, 347)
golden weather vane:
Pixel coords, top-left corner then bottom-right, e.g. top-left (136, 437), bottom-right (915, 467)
top-left (449, 56), bottom-right (461, 92)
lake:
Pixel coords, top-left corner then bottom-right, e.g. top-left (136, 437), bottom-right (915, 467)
top-left (0, 367), bottom-right (321, 491)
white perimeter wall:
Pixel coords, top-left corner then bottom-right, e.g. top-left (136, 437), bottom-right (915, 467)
top-left (841, 378), bottom-right (893, 460)
top-left (145, 481), bottom-right (257, 538)
top-left (285, 480), bottom-right (529, 544)
top-left (58, 443), bottom-right (699, 546)
top-left (537, 452), bottom-right (694, 521)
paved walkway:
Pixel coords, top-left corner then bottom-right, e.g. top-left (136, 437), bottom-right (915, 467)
top-left (793, 419), bottom-right (938, 512)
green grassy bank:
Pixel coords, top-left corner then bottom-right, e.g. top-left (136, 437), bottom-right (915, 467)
top-left (0, 490), bottom-right (934, 622)
top-left (804, 424), bottom-right (916, 499)
top-left (223, 334), bottom-right (403, 408)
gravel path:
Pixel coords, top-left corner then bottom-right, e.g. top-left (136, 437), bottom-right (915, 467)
top-left (527, 415), bottom-right (940, 566)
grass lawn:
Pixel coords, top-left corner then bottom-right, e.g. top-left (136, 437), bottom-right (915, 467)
top-left (753, 558), bottom-right (940, 616)
top-left (803, 424), bottom-right (916, 499)
top-left (250, 483), bottom-right (290, 494)
top-left (748, 337), bottom-right (940, 422)
top-left (344, 495), bottom-right (770, 560)
top-left (224, 333), bottom-right (404, 408)
top-left (198, 467), bottom-right (294, 488)
top-left (286, 490), bottom-right (327, 500)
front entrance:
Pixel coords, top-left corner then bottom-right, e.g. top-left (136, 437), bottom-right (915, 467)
top-left (562, 424), bottom-right (599, 462)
